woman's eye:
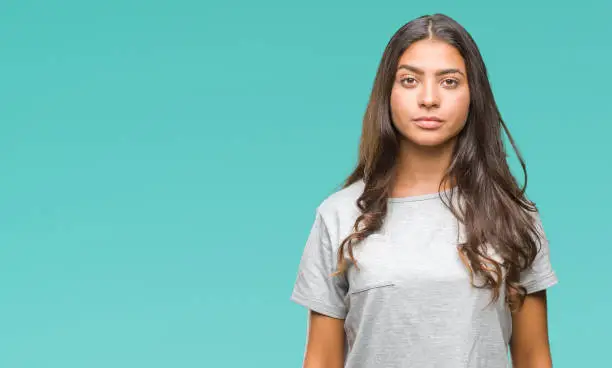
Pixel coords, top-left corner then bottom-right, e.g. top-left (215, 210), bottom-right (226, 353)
top-left (400, 77), bottom-right (416, 86)
top-left (442, 79), bottom-right (459, 87)
top-left (400, 77), bottom-right (458, 88)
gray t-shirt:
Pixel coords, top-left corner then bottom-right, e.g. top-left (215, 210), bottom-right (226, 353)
top-left (290, 179), bottom-right (558, 367)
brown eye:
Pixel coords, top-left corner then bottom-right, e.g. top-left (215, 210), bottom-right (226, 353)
top-left (400, 77), bottom-right (417, 87)
top-left (442, 79), bottom-right (459, 87)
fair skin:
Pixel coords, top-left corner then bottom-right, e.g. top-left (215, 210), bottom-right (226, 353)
top-left (303, 38), bottom-right (553, 367)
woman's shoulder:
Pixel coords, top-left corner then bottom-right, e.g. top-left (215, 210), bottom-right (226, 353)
top-left (313, 179), bottom-right (365, 244)
top-left (316, 178), bottom-right (365, 220)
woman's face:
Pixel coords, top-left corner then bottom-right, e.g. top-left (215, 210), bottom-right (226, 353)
top-left (390, 38), bottom-right (471, 148)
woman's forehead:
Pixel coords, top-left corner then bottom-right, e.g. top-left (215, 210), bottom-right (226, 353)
top-left (397, 39), bottom-right (466, 73)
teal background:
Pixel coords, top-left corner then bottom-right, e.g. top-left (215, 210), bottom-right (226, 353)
top-left (1, 1), bottom-right (609, 366)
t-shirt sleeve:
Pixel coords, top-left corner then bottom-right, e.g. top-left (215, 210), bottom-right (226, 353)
top-left (519, 211), bottom-right (559, 294)
top-left (290, 208), bottom-right (349, 319)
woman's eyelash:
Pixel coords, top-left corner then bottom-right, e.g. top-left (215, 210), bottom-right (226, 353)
top-left (400, 77), bottom-right (459, 86)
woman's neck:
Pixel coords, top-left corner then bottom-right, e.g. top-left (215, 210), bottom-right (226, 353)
top-left (391, 139), bottom-right (456, 198)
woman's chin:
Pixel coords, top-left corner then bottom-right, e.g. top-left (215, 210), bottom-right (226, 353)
top-left (400, 133), bottom-right (455, 148)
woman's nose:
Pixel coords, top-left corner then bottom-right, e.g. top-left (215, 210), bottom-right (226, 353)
top-left (418, 81), bottom-right (440, 108)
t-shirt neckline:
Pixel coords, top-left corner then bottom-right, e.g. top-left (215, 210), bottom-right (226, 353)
top-left (387, 186), bottom-right (456, 203)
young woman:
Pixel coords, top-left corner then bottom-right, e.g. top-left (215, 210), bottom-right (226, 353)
top-left (290, 13), bottom-right (559, 368)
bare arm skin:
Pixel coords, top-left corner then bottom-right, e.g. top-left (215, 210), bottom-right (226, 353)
top-left (302, 310), bottom-right (346, 368)
top-left (509, 290), bottom-right (554, 367)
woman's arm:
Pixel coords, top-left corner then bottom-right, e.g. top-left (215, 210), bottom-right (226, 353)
top-left (303, 310), bottom-right (346, 368)
top-left (509, 290), bottom-right (553, 367)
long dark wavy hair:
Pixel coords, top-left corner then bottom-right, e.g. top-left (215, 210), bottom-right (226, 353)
top-left (331, 13), bottom-right (543, 312)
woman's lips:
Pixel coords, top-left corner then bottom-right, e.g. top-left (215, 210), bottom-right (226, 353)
top-left (413, 118), bottom-right (444, 129)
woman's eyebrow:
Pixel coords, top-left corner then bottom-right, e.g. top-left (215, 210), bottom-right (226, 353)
top-left (397, 64), bottom-right (465, 77)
